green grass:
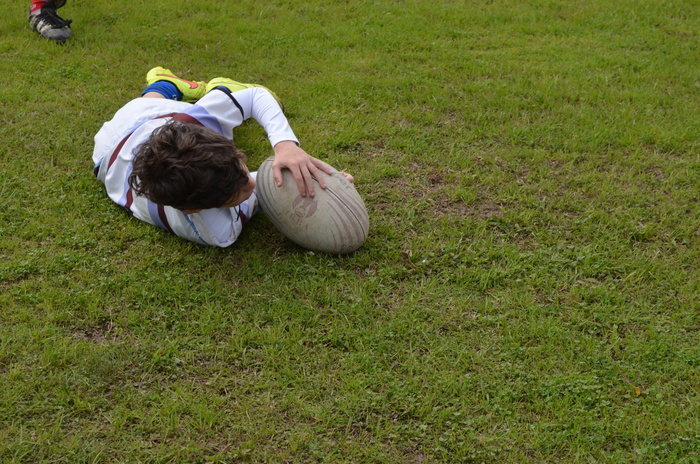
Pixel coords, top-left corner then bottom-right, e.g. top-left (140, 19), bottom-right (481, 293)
top-left (2, 0), bottom-right (700, 462)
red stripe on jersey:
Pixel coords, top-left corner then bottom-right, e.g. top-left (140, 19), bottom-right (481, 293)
top-left (171, 113), bottom-right (204, 126)
top-left (107, 131), bottom-right (134, 171)
top-left (157, 204), bottom-right (174, 234)
top-left (107, 113), bottom-right (176, 173)
top-left (124, 188), bottom-right (134, 215)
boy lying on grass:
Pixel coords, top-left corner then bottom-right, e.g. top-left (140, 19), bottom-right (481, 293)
top-left (93, 66), bottom-right (351, 247)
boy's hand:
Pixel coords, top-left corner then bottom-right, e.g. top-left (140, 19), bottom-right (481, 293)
top-left (339, 171), bottom-right (354, 184)
top-left (272, 141), bottom-right (333, 197)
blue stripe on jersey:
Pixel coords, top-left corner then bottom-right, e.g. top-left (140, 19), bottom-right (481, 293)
top-left (147, 201), bottom-right (168, 230)
top-left (182, 105), bottom-right (226, 136)
top-left (182, 212), bottom-right (209, 245)
top-left (239, 203), bottom-right (249, 223)
top-left (116, 162), bottom-right (133, 209)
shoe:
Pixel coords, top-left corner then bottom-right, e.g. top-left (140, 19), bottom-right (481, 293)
top-left (206, 77), bottom-right (283, 108)
top-left (146, 67), bottom-right (207, 103)
top-left (29, 0), bottom-right (72, 43)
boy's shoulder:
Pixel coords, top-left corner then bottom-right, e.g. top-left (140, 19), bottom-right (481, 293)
top-left (113, 98), bottom-right (191, 122)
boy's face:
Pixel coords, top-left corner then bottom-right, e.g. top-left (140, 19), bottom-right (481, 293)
top-left (182, 165), bottom-right (256, 214)
top-left (222, 170), bottom-right (256, 208)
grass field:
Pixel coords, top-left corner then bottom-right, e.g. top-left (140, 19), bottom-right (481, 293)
top-left (1, 0), bottom-right (700, 462)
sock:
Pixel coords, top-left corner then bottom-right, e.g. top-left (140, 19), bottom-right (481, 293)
top-left (141, 81), bottom-right (183, 101)
top-left (30, 0), bottom-right (48, 15)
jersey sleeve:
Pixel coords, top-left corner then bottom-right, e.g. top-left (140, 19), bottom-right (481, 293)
top-left (180, 87), bottom-right (299, 147)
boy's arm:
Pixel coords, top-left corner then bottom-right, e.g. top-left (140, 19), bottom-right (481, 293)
top-left (191, 87), bottom-right (332, 197)
top-left (243, 87), bottom-right (333, 197)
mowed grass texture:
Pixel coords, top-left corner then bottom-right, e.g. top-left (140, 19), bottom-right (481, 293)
top-left (1, 0), bottom-right (700, 462)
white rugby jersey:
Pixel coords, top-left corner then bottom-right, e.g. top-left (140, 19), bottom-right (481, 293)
top-left (92, 88), bottom-right (299, 247)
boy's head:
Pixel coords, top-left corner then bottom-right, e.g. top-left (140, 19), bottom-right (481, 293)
top-left (129, 121), bottom-right (253, 211)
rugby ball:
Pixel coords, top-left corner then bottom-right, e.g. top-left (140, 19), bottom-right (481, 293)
top-left (256, 156), bottom-right (369, 254)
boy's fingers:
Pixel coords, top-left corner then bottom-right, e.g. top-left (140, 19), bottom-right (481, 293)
top-left (272, 164), bottom-right (283, 187)
top-left (275, 164), bottom-right (313, 197)
top-left (308, 165), bottom-right (327, 191)
top-left (272, 156), bottom-right (334, 197)
top-left (297, 166), bottom-right (314, 197)
top-left (340, 171), bottom-right (354, 183)
top-left (314, 159), bottom-right (333, 175)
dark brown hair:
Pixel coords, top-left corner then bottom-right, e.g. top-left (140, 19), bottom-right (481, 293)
top-left (129, 121), bottom-right (249, 210)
